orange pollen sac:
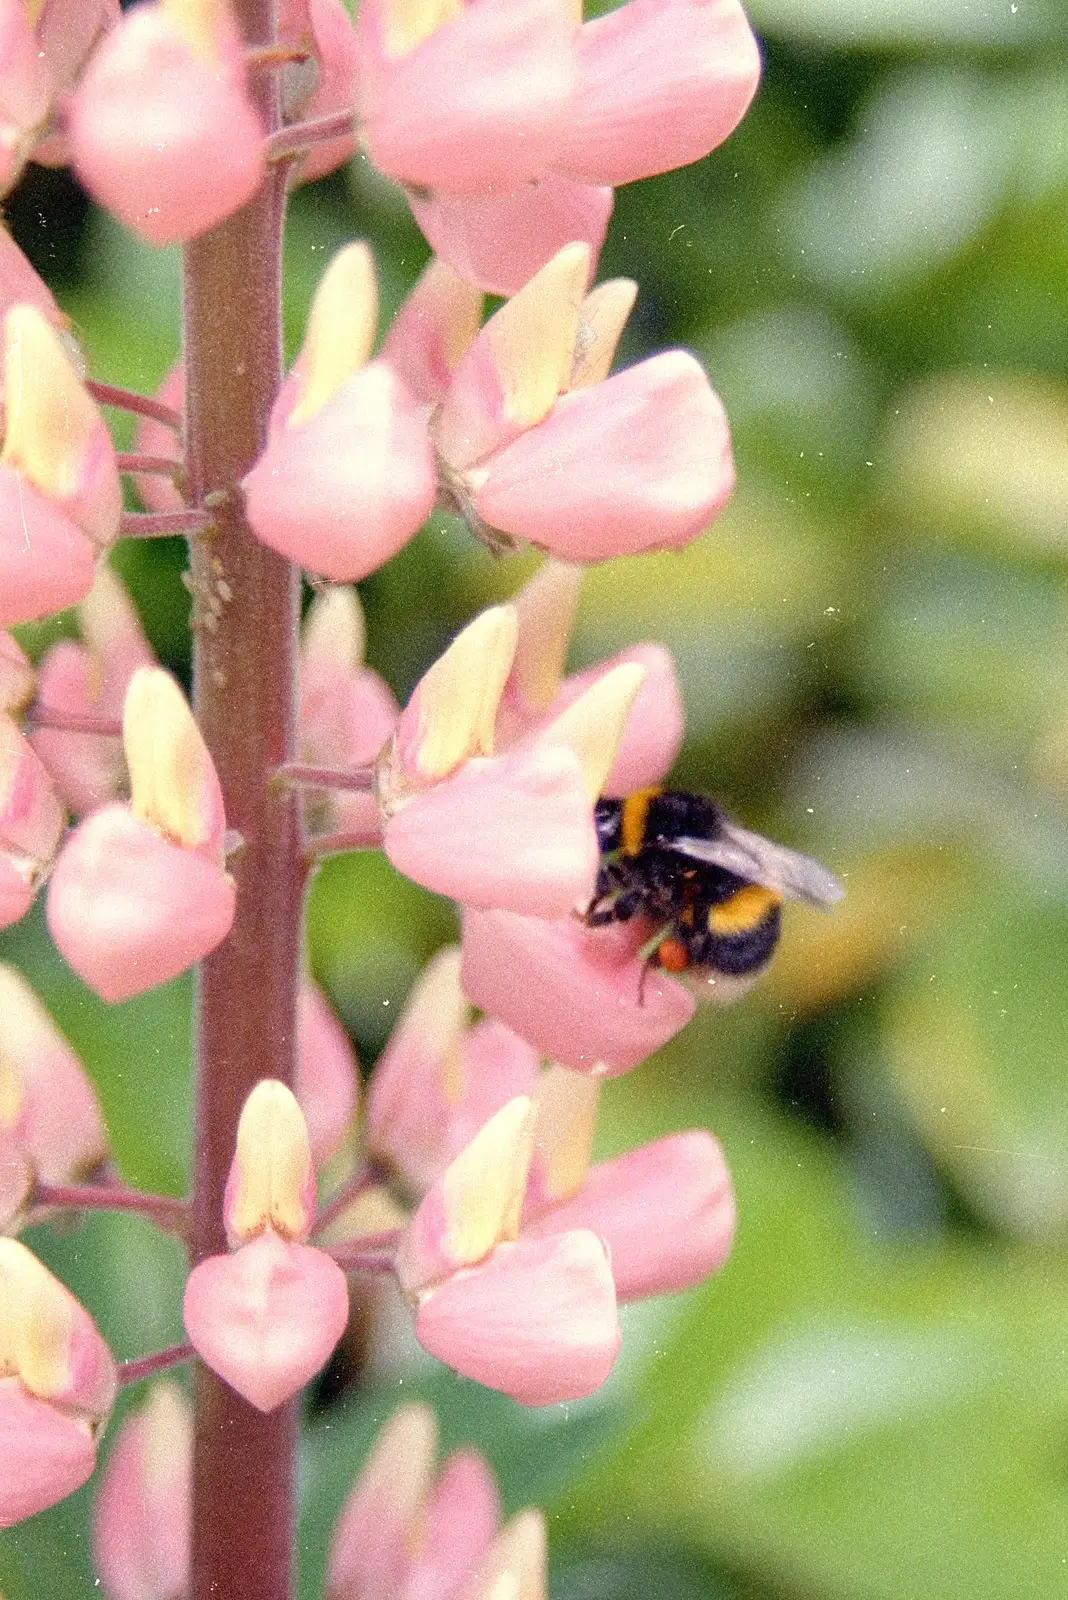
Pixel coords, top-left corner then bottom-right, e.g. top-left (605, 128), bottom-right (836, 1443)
top-left (655, 936), bottom-right (690, 973)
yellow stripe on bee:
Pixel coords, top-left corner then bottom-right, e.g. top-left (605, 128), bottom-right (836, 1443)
top-left (707, 884), bottom-right (781, 935)
top-left (620, 786), bottom-right (663, 856)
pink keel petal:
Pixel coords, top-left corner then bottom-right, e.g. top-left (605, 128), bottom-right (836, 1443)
top-left (0, 471), bottom-right (97, 626)
top-left (415, 1231), bottom-right (620, 1406)
top-left (409, 176), bottom-right (612, 298)
top-left (69, 7), bottom-right (266, 247)
top-left (244, 364), bottom-right (435, 582)
top-left (471, 351), bottom-right (735, 561)
top-left (46, 804), bottom-right (236, 1003)
top-left (555, 0), bottom-right (761, 187)
top-left (359, 0), bottom-right (573, 195)
top-left (182, 1232), bottom-right (350, 1413)
top-left (528, 1131), bottom-right (735, 1301)
top-left (384, 745), bottom-right (598, 919)
top-left (0, 1379), bottom-right (96, 1527)
top-left (462, 910), bottom-right (694, 1074)
top-left (400, 1449), bottom-right (501, 1600)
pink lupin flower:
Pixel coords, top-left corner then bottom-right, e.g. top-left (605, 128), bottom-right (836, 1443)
top-left (462, 908), bottom-right (694, 1074)
top-left (0, 961), bottom-right (108, 1186)
top-left (380, 257), bottom-right (483, 412)
top-left (408, 173), bottom-right (613, 299)
top-left (0, 715), bottom-right (64, 930)
top-left (132, 364), bottom-right (184, 516)
top-left (91, 1380), bottom-right (192, 1600)
top-left (396, 1099), bottom-right (621, 1405)
top-left (527, 1129), bottom-right (736, 1301)
top-left (435, 244), bottom-right (734, 562)
top-left (296, 980), bottom-right (360, 1168)
top-left (377, 604), bottom-right (645, 918)
top-left (0, 305), bottom-right (121, 625)
top-left (298, 585), bottom-right (399, 841)
top-left (326, 1403), bottom-right (502, 1600)
top-left (31, 566), bottom-right (157, 816)
top-left (183, 1081), bottom-right (350, 1412)
top-left (243, 243), bottom-right (436, 582)
top-left (46, 667), bottom-right (236, 1002)
top-left (69, 0), bottom-right (267, 246)
top-left (553, 0), bottom-right (761, 188)
top-left (0, 1238), bottom-right (117, 1526)
top-left (354, 0), bottom-right (575, 198)
top-left (278, 0), bottom-right (359, 186)
top-left (460, 1509), bottom-right (548, 1600)
top-left (0, 0), bottom-right (51, 196)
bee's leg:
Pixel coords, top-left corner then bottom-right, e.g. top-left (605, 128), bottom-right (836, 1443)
top-left (586, 902), bottom-right (619, 927)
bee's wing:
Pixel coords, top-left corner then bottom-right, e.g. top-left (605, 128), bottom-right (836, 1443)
top-left (669, 823), bottom-right (845, 907)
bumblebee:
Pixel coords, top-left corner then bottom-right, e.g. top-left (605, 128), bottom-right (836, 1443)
top-left (586, 787), bottom-right (843, 991)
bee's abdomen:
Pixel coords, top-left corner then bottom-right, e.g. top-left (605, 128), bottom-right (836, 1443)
top-left (695, 899), bottom-right (782, 976)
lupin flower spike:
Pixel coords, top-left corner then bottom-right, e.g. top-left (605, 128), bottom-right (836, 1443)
top-left (0, 304), bottom-right (121, 625)
top-left (46, 667), bottom-right (236, 1002)
top-left (183, 1081), bottom-right (350, 1411)
top-left (244, 242), bottom-right (436, 582)
top-left (0, 1238), bottom-right (117, 1526)
top-left (69, 0), bottom-right (267, 245)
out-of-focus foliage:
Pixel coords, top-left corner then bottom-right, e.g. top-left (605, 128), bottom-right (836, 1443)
top-left (5, 2), bottom-right (1068, 1596)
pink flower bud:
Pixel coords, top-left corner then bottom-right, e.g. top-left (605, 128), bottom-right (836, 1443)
top-left (132, 364), bottom-right (184, 515)
top-left (554, 0), bottom-right (760, 187)
top-left (414, 1230), bottom-right (620, 1406)
top-left (380, 258), bottom-right (483, 410)
top-left (296, 983), bottom-right (360, 1167)
top-left (355, 0), bottom-right (574, 196)
top-left (183, 1229), bottom-right (350, 1412)
top-left (69, 0), bottom-right (267, 246)
top-left (459, 1509), bottom-right (546, 1600)
top-left (462, 910), bottom-right (695, 1074)
top-left (468, 351), bottom-right (735, 561)
top-left (223, 1079), bottom-right (317, 1247)
top-left (0, 961), bottom-right (108, 1183)
top-left (31, 567), bottom-right (156, 816)
top-left (244, 245), bottom-right (435, 582)
top-left (92, 1380), bottom-right (191, 1600)
top-left (0, 713), bottom-right (64, 928)
top-left (396, 1097), bottom-right (536, 1295)
top-left (327, 1402), bottom-right (440, 1599)
top-left (279, 0), bottom-right (359, 185)
top-left (528, 1130), bottom-right (735, 1301)
top-left (401, 1448), bottom-right (501, 1600)
top-left (409, 174), bottom-right (613, 298)
top-left (0, 628), bottom-right (33, 713)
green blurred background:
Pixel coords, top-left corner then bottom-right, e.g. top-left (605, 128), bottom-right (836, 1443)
top-left (7, 0), bottom-right (1068, 1594)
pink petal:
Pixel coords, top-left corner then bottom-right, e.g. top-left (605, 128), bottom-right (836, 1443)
top-left (69, 5), bottom-right (266, 247)
top-left (401, 1449), bottom-right (501, 1600)
top-left (470, 351), bottom-right (735, 561)
top-left (357, 0), bottom-right (573, 195)
top-left (409, 175), bottom-right (612, 298)
top-left (384, 744), bottom-right (598, 919)
top-left (554, 0), bottom-right (760, 187)
top-left (0, 1378), bottom-right (96, 1528)
top-left (461, 910), bottom-right (695, 1074)
top-left (327, 1403), bottom-right (439, 1600)
top-left (536, 643), bottom-right (684, 797)
top-left (296, 981), bottom-right (360, 1167)
top-left (91, 1383), bottom-right (191, 1600)
top-left (528, 1131), bottom-right (735, 1301)
top-left (415, 1231), bottom-right (620, 1406)
top-left (182, 1232), bottom-right (350, 1413)
top-left (380, 258), bottom-right (483, 410)
top-left (443, 1020), bottom-right (541, 1168)
top-left (30, 641), bottom-right (125, 815)
top-left (0, 226), bottom-right (62, 332)
top-left (46, 804), bottom-right (236, 1003)
top-left (0, 715), bottom-right (64, 867)
top-left (244, 362), bottom-right (435, 582)
top-left (0, 469), bottom-right (97, 626)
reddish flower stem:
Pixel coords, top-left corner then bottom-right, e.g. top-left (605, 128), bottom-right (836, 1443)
top-left (116, 451), bottom-right (185, 476)
top-left (120, 509), bottom-right (213, 538)
top-left (273, 760), bottom-right (376, 792)
top-left (304, 826), bottom-right (383, 861)
top-left (119, 1344), bottom-right (196, 1386)
top-left (183, 6), bottom-right (303, 1596)
top-left (32, 1181), bottom-right (188, 1236)
top-left (265, 110), bottom-right (357, 163)
top-left (86, 380), bottom-right (182, 430)
top-left (27, 704), bottom-right (123, 737)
